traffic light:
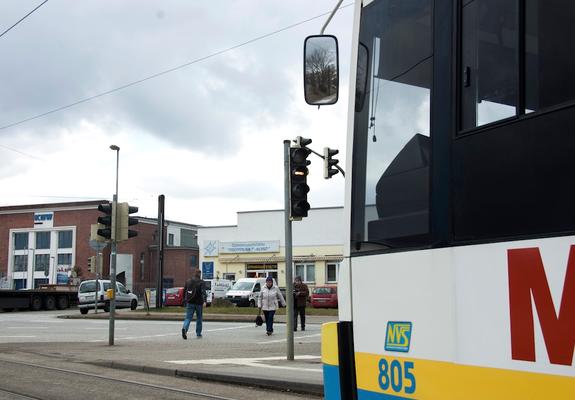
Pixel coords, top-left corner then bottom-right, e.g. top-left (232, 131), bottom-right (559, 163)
top-left (116, 202), bottom-right (139, 242)
top-left (88, 256), bottom-right (96, 273)
top-left (323, 147), bottom-right (340, 179)
top-left (289, 136), bottom-right (312, 220)
top-left (97, 202), bottom-right (115, 240)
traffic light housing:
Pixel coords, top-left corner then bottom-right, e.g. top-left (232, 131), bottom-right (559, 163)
top-left (97, 202), bottom-right (115, 240)
top-left (116, 202), bottom-right (139, 242)
top-left (88, 256), bottom-right (96, 273)
top-left (289, 137), bottom-right (312, 220)
top-left (323, 147), bottom-right (340, 179)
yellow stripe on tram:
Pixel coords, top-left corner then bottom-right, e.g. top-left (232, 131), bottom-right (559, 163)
top-left (355, 352), bottom-right (575, 400)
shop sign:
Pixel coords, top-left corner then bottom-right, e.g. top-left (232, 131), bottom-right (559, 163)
top-left (34, 212), bottom-right (54, 228)
top-left (219, 241), bottom-right (280, 254)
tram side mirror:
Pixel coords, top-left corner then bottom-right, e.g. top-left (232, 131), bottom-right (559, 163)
top-left (304, 35), bottom-right (339, 106)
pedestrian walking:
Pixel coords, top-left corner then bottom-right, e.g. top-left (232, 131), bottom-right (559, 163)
top-left (293, 276), bottom-right (309, 331)
top-left (182, 269), bottom-right (207, 339)
top-left (258, 276), bottom-right (286, 336)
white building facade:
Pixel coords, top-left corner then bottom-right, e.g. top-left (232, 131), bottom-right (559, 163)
top-left (198, 207), bottom-right (344, 288)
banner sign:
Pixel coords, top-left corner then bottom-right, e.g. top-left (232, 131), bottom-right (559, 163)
top-left (202, 262), bottom-right (214, 279)
top-left (219, 241), bottom-right (280, 254)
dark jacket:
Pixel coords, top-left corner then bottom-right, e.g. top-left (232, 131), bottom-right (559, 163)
top-left (293, 282), bottom-right (309, 307)
top-left (185, 277), bottom-right (207, 305)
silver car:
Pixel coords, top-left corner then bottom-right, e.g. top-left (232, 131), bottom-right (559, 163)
top-left (78, 279), bottom-right (138, 314)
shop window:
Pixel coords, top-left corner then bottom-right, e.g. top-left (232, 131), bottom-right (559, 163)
top-left (326, 263), bottom-right (339, 283)
top-left (14, 232), bottom-right (28, 250)
top-left (295, 263), bottom-right (315, 283)
top-left (223, 273), bottom-right (235, 281)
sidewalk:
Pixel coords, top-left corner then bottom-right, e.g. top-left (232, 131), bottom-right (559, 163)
top-left (52, 310), bottom-right (332, 397)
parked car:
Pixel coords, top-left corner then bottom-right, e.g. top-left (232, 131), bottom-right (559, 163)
top-left (227, 277), bottom-right (277, 307)
top-left (310, 286), bottom-right (337, 308)
top-left (78, 279), bottom-right (138, 314)
top-left (164, 287), bottom-right (185, 306)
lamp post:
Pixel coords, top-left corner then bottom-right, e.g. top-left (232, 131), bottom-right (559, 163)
top-left (109, 144), bottom-right (120, 346)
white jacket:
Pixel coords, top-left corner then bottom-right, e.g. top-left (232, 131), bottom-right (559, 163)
top-left (258, 285), bottom-right (286, 311)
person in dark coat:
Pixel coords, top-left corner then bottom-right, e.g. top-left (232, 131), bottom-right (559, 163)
top-left (181, 269), bottom-right (207, 339)
top-left (293, 276), bottom-right (309, 331)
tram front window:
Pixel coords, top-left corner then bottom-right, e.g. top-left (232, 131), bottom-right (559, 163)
top-left (351, 0), bottom-right (433, 252)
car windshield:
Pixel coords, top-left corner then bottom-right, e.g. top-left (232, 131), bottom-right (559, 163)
top-left (79, 281), bottom-right (97, 293)
top-left (231, 281), bottom-right (254, 291)
top-left (313, 287), bottom-right (334, 294)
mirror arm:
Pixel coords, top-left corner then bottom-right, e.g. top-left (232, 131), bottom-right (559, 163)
top-left (320, 0), bottom-right (344, 35)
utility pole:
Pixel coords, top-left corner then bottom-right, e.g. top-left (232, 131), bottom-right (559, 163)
top-left (284, 140), bottom-right (295, 361)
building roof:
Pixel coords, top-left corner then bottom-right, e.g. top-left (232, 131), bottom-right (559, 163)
top-left (0, 200), bottom-right (108, 214)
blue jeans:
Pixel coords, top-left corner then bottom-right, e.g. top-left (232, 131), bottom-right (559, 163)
top-left (183, 303), bottom-right (203, 336)
top-left (263, 310), bottom-right (275, 333)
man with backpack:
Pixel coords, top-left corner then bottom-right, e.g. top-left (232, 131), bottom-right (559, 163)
top-left (181, 269), bottom-right (207, 339)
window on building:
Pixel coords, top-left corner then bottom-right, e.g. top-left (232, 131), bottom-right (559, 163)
top-left (181, 229), bottom-right (197, 247)
top-left (35, 254), bottom-right (50, 272)
top-left (14, 232), bottom-right (28, 250)
top-left (13, 255), bottom-right (27, 272)
top-left (58, 230), bottom-right (73, 248)
top-left (295, 263), bottom-right (315, 283)
top-left (168, 233), bottom-right (174, 246)
top-left (223, 273), bottom-right (235, 281)
top-left (57, 254), bottom-right (72, 266)
top-left (190, 255), bottom-right (198, 268)
top-left (326, 263), bottom-right (339, 283)
top-left (35, 232), bottom-right (50, 250)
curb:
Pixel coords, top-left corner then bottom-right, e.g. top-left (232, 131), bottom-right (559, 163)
top-left (88, 360), bottom-right (324, 397)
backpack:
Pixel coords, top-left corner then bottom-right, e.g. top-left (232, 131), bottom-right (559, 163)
top-left (186, 280), bottom-right (203, 304)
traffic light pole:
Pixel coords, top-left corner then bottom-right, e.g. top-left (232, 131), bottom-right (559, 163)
top-left (284, 140), bottom-right (295, 361)
top-left (109, 195), bottom-right (117, 346)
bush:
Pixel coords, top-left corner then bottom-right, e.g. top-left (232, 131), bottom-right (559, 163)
top-left (211, 298), bottom-right (234, 308)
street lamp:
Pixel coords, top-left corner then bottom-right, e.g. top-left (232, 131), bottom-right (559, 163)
top-left (109, 144), bottom-right (120, 346)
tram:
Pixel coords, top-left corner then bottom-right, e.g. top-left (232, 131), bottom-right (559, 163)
top-left (304, 0), bottom-right (575, 398)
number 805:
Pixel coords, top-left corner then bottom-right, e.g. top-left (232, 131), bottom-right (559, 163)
top-left (378, 358), bottom-right (416, 394)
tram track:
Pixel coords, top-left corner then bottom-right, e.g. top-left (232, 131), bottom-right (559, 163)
top-left (0, 359), bottom-right (241, 400)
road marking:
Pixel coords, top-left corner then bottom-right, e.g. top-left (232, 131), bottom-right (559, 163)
top-left (260, 333), bottom-right (321, 344)
top-left (0, 336), bottom-right (37, 338)
top-left (203, 325), bottom-right (252, 332)
top-left (5, 326), bottom-right (49, 329)
top-left (165, 355), bottom-right (322, 373)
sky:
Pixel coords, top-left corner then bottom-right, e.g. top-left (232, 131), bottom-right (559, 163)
top-left (0, 0), bottom-right (354, 226)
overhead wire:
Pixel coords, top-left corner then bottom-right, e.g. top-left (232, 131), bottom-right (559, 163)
top-left (0, 0), bottom-right (49, 39)
top-left (0, 2), bottom-right (353, 133)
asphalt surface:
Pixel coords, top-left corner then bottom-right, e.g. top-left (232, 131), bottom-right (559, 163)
top-left (0, 309), bottom-right (335, 397)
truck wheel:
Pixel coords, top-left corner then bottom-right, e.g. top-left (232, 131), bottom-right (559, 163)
top-left (44, 296), bottom-right (56, 311)
top-left (80, 308), bottom-right (88, 315)
top-left (56, 296), bottom-right (69, 310)
top-left (104, 302), bottom-right (110, 313)
top-left (31, 295), bottom-right (42, 311)
top-left (249, 299), bottom-right (256, 308)
top-left (130, 300), bottom-right (137, 310)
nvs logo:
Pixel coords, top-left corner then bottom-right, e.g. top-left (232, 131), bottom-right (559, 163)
top-left (385, 322), bottom-right (412, 353)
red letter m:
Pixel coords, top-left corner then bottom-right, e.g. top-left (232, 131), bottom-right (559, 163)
top-left (508, 247), bottom-right (575, 366)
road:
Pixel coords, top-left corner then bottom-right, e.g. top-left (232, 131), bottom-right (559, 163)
top-left (0, 309), bottom-right (323, 399)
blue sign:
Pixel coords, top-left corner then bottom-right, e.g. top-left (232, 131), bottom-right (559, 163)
top-left (385, 321), bottom-right (412, 352)
top-left (202, 262), bottom-right (214, 279)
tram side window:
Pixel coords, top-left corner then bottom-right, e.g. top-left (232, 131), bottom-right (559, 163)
top-left (350, 0), bottom-right (433, 252)
top-left (525, 0), bottom-right (575, 112)
top-left (461, 0), bottom-right (518, 130)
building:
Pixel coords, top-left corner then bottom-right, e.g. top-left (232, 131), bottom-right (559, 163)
top-left (0, 201), bottom-right (199, 295)
top-left (198, 207), bottom-right (344, 288)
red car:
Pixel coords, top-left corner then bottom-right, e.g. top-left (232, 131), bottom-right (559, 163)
top-left (165, 287), bottom-right (185, 306)
top-left (310, 286), bottom-right (338, 308)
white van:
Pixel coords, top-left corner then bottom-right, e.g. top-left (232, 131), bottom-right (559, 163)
top-left (207, 279), bottom-right (233, 300)
top-left (226, 277), bottom-right (276, 307)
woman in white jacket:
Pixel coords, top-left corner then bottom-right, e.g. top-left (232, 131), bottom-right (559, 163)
top-left (258, 276), bottom-right (286, 335)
